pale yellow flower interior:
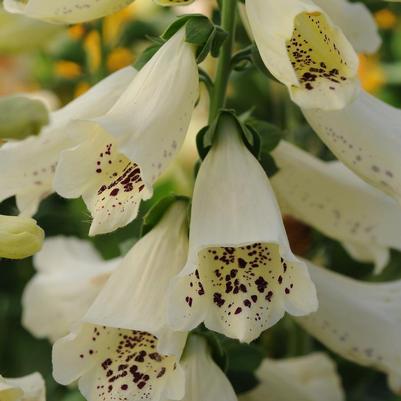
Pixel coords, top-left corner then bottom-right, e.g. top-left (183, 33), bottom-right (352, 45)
top-left (287, 12), bottom-right (351, 92)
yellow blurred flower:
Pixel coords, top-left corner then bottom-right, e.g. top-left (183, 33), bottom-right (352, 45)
top-left (358, 54), bottom-right (385, 94)
top-left (74, 81), bottom-right (91, 98)
top-left (103, 5), bottom-right (136, 46)
top-left (68, 24), bottom-right (86, 40)
top-left (375, 9), bottom-right (397, 30)
top-left (107, 48), bottom-right (134, 72)
top-left (54, 60), bottom-right (82, 79)
top-left (84, 30), bottom-right (102, 74)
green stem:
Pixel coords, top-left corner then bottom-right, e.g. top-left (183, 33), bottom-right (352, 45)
top-left (209, 0), bottom-right (237, 123)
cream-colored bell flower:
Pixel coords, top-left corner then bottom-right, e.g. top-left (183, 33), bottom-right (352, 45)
top-left (0, 215), bottom-right (44, 260)
top-left (271, 141), bottom-right (401, 273)
top-left (245, 0), bottom-right (359, 110)
top-left (240, 353), bottom-right (344, 401)
top-left (22, 236), bottom-right (120, 343)
top-left (0, 66), bottom-right (136, 217)
top-left (239, 0), bottom-right (380, 55)
top-left (303, 89), bottom-right (401, 205)
top-left (297, 259), bottom-right (401, 394)
top-left (54, 29), bottom-right (199, 236)
top-left (3, 0), bottom-right (136, 24)
top-left (53, 202), bottom-right (190, 401)
top-left (168, 113), bottom-right (317, 343)
top-left (0, 373), bottom-right (45, 401)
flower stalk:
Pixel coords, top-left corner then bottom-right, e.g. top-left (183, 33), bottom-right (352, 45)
top-left (209, 0), bottom-right (237, 123)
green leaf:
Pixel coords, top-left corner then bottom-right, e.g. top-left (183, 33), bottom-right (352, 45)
top-left (246, 119), bottom-right (282, 153)
top-left (141, 194), bottom-right (189, 236)
top-left (133, 42), bottom-right (163, 70)
top-left (259, 153), bottom-right (279, 178)
top-left (185, 16), bottom-right (214, 45)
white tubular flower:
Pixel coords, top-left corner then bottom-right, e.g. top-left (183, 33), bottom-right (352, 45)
top-left (168, 113), bottom-right (317, 343)
top-left (0, 66), bottom-right (136, 217)
top-left (303, 90), bottom-right (401, 204)
top-left (22, 237), bottom-right (119, 343)
top-left (312, 0), bottom-right (381, 54)
top-left (297, 259), bottom-right (401, 394)
top-left (245, 0), bottom-right (359, 110)
top-left (0, 373), bottom-right (46, 401)
top-left (179, 335), bottom-right (237, 401)
top-left (53, 202), bottom-right (190, 401)
top-left (54, 29), bottom-right (199, 236)
top-left (240, 353), bottom-right (344, 401)
top-left (3, 0), bottom-right (135, 24)
top-left (271, 141), bottom-right (401, 273)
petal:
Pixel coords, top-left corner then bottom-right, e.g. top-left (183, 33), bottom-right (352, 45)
top-left (3, 0), bottom-right (136, 24)
top-left (312, 0), bottom-right (381, 54)
top-left (84, 202), bottom-right (189, 355)
top-left (0, 67), bottom-right (136, 215)
top-left (23, 237), bottom-right (119, 342)
top-left (154, 0), bottom-right (195, 5)
top-left (296, 259), bottom-right (401, 393)
top-left (53, 324), bottom-right (185, 401)
top-left (240, 353), bottom-right (344, 401)
top-left (180, 335), bottom-right (237, 401)
top-left (168, 114), bottom-right (317, 343)
top-left (55, 29), bottom-right (198, 236)
top-left (0, 215), bottom-right (44, 260)
top-left (271, 141), bottom-right (401, 273)
top-left (303, 90), bottom-right (401, 203)
top-left (245, 0), bottom-right (359, 110)
top-left (1, 373), bottom-right (46, 401)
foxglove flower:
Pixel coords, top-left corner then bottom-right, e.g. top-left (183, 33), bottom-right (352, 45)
top-left (0, 66), bottom-right (136, 217)
top-left (168, 113), bottom-right (317, 343)
top-left (179, 335), bottom-right (237, 401)
top-left (3, 0), bottom-right (136, 24)
top-left (23, 237), bottom-right (120, 343)
top-left (297, 259), bottom-right (401, 394)
top-left (0, 215), bottom-right (44, 259)
top-left (240, 353), bottom-right (344, 401)
top-left (245, 0), bottom-right (359, 110)
top-left (53, 202), bottom-right (189, 401)
top-left (54, 29), bottom-right (199, 236)
top-left (303, 90), bottom-right (401, 204)
top-left (271, 141), bottom-right (401, 273)
top-left (0, 373), bottom-right (45, 401)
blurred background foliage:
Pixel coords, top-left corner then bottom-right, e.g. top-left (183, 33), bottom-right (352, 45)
top-left (1, 0), bottom-right (401, 400)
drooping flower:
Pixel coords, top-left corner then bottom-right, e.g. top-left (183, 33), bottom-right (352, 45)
top-left (179, 334), bottom-right (238, 401)
top-left (240, 353), bottom-right (344, 401)
top-left (168, 112), bottom-right (318, 343)
top-left (0, 373), bottom-right (45, 401)
top-left (0, 66), bottom-right (136, 217)
top-left (302, 90), bottom-right (401, 205)
top-left (245, 0), bottom-right (359, 110)
top-left (22, 236), bottom-right (120, 343)
top-left (3, 0), bottom-right (136, 24)
top-left (297, 259), bottom-right (401, 394)
top-left (0, 215), bottom-right (44, 260)
top-left (54, 28), bottom-right (199, 236)
top-left (239, 0), bottom-right (380, 55)
top-left (271, 141), bottom-right (401, 273)
top-left (53, 201), bottom-right (190, 401)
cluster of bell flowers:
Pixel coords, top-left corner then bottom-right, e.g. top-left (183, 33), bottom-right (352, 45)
top-left (3, 0), bottom-right (401, 399)
top-left (243, 0), bottom-right (401, 206)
